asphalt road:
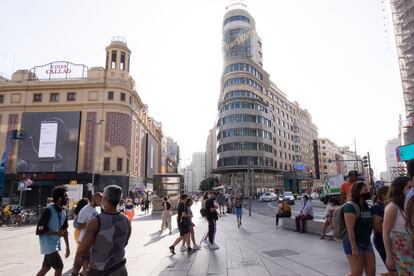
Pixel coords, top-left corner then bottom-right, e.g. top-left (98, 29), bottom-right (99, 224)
top-left (246, 198), bottom-right (327, 220)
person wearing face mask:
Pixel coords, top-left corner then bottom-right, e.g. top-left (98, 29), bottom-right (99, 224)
top-left (383, 176), bottom-right (414, 275)
top-left (343, 181), bottom-right (375, 276)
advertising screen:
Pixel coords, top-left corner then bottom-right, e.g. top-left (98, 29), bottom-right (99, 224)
top-left (397, 143), bottom-right (414, 162)
top-left (17, 112), bottom-right (81, 172)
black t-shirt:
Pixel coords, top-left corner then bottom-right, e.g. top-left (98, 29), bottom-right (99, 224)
top-left (177, 201), bottom-right (185, 223)
top-left (162, 201), bottom-right (171, 210)
top-left (370, 202), bottom-right (384, 235)
top-left (205, 198), bottom-right (218, 220)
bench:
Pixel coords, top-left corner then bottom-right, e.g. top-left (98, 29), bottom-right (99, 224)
top-left (281, 217), bottom-right (329, 236)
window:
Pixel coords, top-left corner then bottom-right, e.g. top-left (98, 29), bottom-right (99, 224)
top-left (108, 91), bottom-right (114, 100)
top-left (127, 159), bottom-right (130, 173)
top-left (33, 93), bottom-right (42, 102)
top-left (50, 93), bottom-right (59, 102)
top-left (129, 95), bottom-right (132, 105)
top-left (67, 92), bottom-right (76, 101)
top-left (120, 92), bottom-right (126, 101)
top-left (104, 158), bottom-right (110, 171)
top-left (111, 50), bottom-right (117, 69)
top-left (0, 95), bottom-right (4, 103)
top-left (120, 52), bottom-right (126, 70)
top-left (117, 158), bottom-right (123, 171)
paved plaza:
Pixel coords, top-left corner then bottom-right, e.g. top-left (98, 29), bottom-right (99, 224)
top-left (0, 202), bottom-right (386, 276)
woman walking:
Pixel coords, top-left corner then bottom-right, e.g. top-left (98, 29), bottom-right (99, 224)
top-left (383, 176), bottom-right (414, 275)
top-left (234, 194), bottom-right (243, 228)
top-left (73, 198), bottom-right (89, 246)
top-left (343, 181), bottom-right (375, 276)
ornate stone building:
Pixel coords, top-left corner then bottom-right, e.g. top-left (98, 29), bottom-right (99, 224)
top-left (0, 37), bottom-right (163, 206)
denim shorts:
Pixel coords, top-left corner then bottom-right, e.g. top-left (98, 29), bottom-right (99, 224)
top-left (342, 237), bottom-right (373, 256)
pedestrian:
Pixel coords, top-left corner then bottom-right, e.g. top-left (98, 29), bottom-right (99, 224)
top-left (169, 194), bottom-right (192, 254)
top-left (76, 192), bottom-right (102, 273)
top-left (320, 198), bottom-right (339, 239)
top-left (216, 192), bottom-right (225, 215)
top-left (35, 186), bottom-right (70, 276)
top-left (73, 198), bottom-right (89, 246)
top-left (125, 199), bottom-right (135, 221)
top-left (200, 191), bottom-right (210, 245)
top-left (370, 186), bottom-right (389, 268)
top-left (383, 176), bottom-right (414, 275)
top-left (343, 181), bottom-right (375, 276)
top-left (160, 196), bottom-right (172, 234)
top-left (276, 199), bottom-right (291, 227)
top-left (340, 170), bottom-right (359, 204)
top-left (294, 194), bottom-right (313, 233)
top-left (71, 185), bottom-right (131, 276)
top-left (234, 193), bottom-right (243, 228)
top-left (185, 197), bottom-right (201, 250)
top-left (144, 197), bottom-right (150, 214)
top-left (118, 199), bottom-right (125, 213)
top-left (205, 192), bottom-right (219, 249)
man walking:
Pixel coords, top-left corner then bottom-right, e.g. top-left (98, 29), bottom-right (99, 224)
top-left (295, 194), bottom-right (313, 233)
top-left (36, 186), bottom-right (70, 276)
top-left (205, 192), bottom-right (219, 249)
top-left (160, 196), bottom-right (172, 234)
top-left (340, 170), bottom-right (358, 204)
top-left (169, 194), bottom-right (192, 254)
top-left (216, 192), bottom-right (225, 215)
top-left (72, 185), bottom-right (131, 276)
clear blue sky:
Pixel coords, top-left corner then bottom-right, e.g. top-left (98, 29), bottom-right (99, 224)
top-left (0, 0), bottom-right (403, 175)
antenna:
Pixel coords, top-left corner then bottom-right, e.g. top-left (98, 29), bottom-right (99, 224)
top-left (225, 0), bottom-right (247, 10)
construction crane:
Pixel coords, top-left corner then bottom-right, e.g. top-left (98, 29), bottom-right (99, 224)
top-left (0, 129), bottom-right (24, 198)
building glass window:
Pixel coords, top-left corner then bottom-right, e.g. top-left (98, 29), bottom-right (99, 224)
top-left (223, 63), bottom-right (263, 80)
top-left (108, 91), bottom-right (114, 100)
top-left (67, 92), bottom-right (76, 101)
top-left (33, 93), bottom-right (42, 102)
top-left (0, 95), bottom-right (4, 103)
top-left (129, 95), bottom-right (132, 105)
top-left (50, 93), bottom-right (59, 102)
top-left (120, 51), bottom-right (126, 71)
top-left (223, 15), bottom-right (250, 26)
top-left (111, 50), bottom-right (117, 69)
top-left (104, 158), bottom-right (110, 171)
top-left (224, 77), bottom-right (262, 92)
top-left (117, 158), bottom-right (123, 171)
top-left (120, 92), bottom-right (126, 101)
top-left (106, 52), bottom-right (109, 69)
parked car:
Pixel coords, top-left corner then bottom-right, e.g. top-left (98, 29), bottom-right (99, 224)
top-left (259, 193), bottom-right (275, 202)
top-left (279, 191), bottom-right (295, 205)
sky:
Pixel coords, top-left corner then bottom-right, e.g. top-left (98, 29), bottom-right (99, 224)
top-left (0, 0), bottom-right (404, 175)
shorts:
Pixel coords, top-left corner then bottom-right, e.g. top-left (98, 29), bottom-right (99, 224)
top-left (342, 237), bottom-right (373, 256)
top-left (179, 218), bottom-right (190, 236)
top-left (42, 251), bottom-right (63, 270)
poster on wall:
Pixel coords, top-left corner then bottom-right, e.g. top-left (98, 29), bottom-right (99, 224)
top-left (17, 112), bottom-right (81, 172)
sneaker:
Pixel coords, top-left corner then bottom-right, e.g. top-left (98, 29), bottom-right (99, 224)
top-left (169, 246), bottom-right (175, 255)
top-left (180, 245), bottom-right (187, 252)
top-left (187, 247), bottom-right (194, 253)
top-left (209, 243), bottom-right (219, 250)
top-left (202, 239), bottom-right (209, 246)
top-left (193, 245), bottom-right (201, 250)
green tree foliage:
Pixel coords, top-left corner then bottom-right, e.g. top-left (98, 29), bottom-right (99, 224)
top-left (199, 177), bottom-right (215, 191)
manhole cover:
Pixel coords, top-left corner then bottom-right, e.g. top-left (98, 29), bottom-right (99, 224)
top-left (231, 258), bottom-right (261, 268)
top-left (262, 249), bottom-right (299, 257)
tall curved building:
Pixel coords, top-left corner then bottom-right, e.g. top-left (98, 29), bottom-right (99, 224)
top-left (212, 3), bottom-right (318, 195)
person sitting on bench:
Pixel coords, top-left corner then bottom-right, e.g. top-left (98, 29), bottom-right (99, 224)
top-left (295, 194), bottom-right (313, 233)
top-left (276, 199), bottom-right (291, 227)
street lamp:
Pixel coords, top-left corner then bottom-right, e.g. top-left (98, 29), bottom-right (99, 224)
top-left (87, 119), bottom-right (104, 189)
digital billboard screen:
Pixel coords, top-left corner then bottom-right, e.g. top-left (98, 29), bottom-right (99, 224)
top-left (397, 143), bottom-right (414, 162)
top-left (17, 112), bottom-right (81, 172)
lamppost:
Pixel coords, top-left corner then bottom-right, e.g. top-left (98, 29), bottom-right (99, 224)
top-left (87, 119), bottom-right (104, 189)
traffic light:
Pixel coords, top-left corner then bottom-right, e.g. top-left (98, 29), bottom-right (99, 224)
top-left (363, 156), bottom-right (369, 168)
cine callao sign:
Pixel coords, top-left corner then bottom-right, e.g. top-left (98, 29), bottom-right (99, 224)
top-left (45, 63), bottom-right (71, 74)
top-left (30, 61), bottom-right (88, 80)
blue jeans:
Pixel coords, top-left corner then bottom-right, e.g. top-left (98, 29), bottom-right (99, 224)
top-left (342, 237), bottom-right (373, 257)
top-left (235, 207), bottom-right (242, 221)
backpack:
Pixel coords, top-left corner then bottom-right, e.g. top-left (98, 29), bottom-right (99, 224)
top-left (332, 201), bottom-right (360, 240)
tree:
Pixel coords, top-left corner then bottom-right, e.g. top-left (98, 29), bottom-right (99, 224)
top-left (199, 177), bottom-right (215, 191)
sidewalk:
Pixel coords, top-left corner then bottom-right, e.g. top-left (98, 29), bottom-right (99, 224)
top-left (0, 203), bottom-right (386, 275)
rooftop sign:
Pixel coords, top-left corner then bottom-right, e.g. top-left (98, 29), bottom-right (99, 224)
top-left (30, 61), bottom-right (88, 80)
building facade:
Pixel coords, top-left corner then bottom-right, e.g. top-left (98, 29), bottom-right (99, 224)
top-left (212, 5), bottom-right (318, 195)
top-left (161, 136), bottom-right (180, 174)
top-left (318, 138), bottom-right (342, 177)
top-left (190, 152), bottom-right (206, 192)
top-left (0, 37), bottom-right (163, 206)
top-left (205, 124), bottom-right (217, 178)
top-left (390, 0), bottom-right (414, 144)
top-left (385, 138), bottom-right (400, 181)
